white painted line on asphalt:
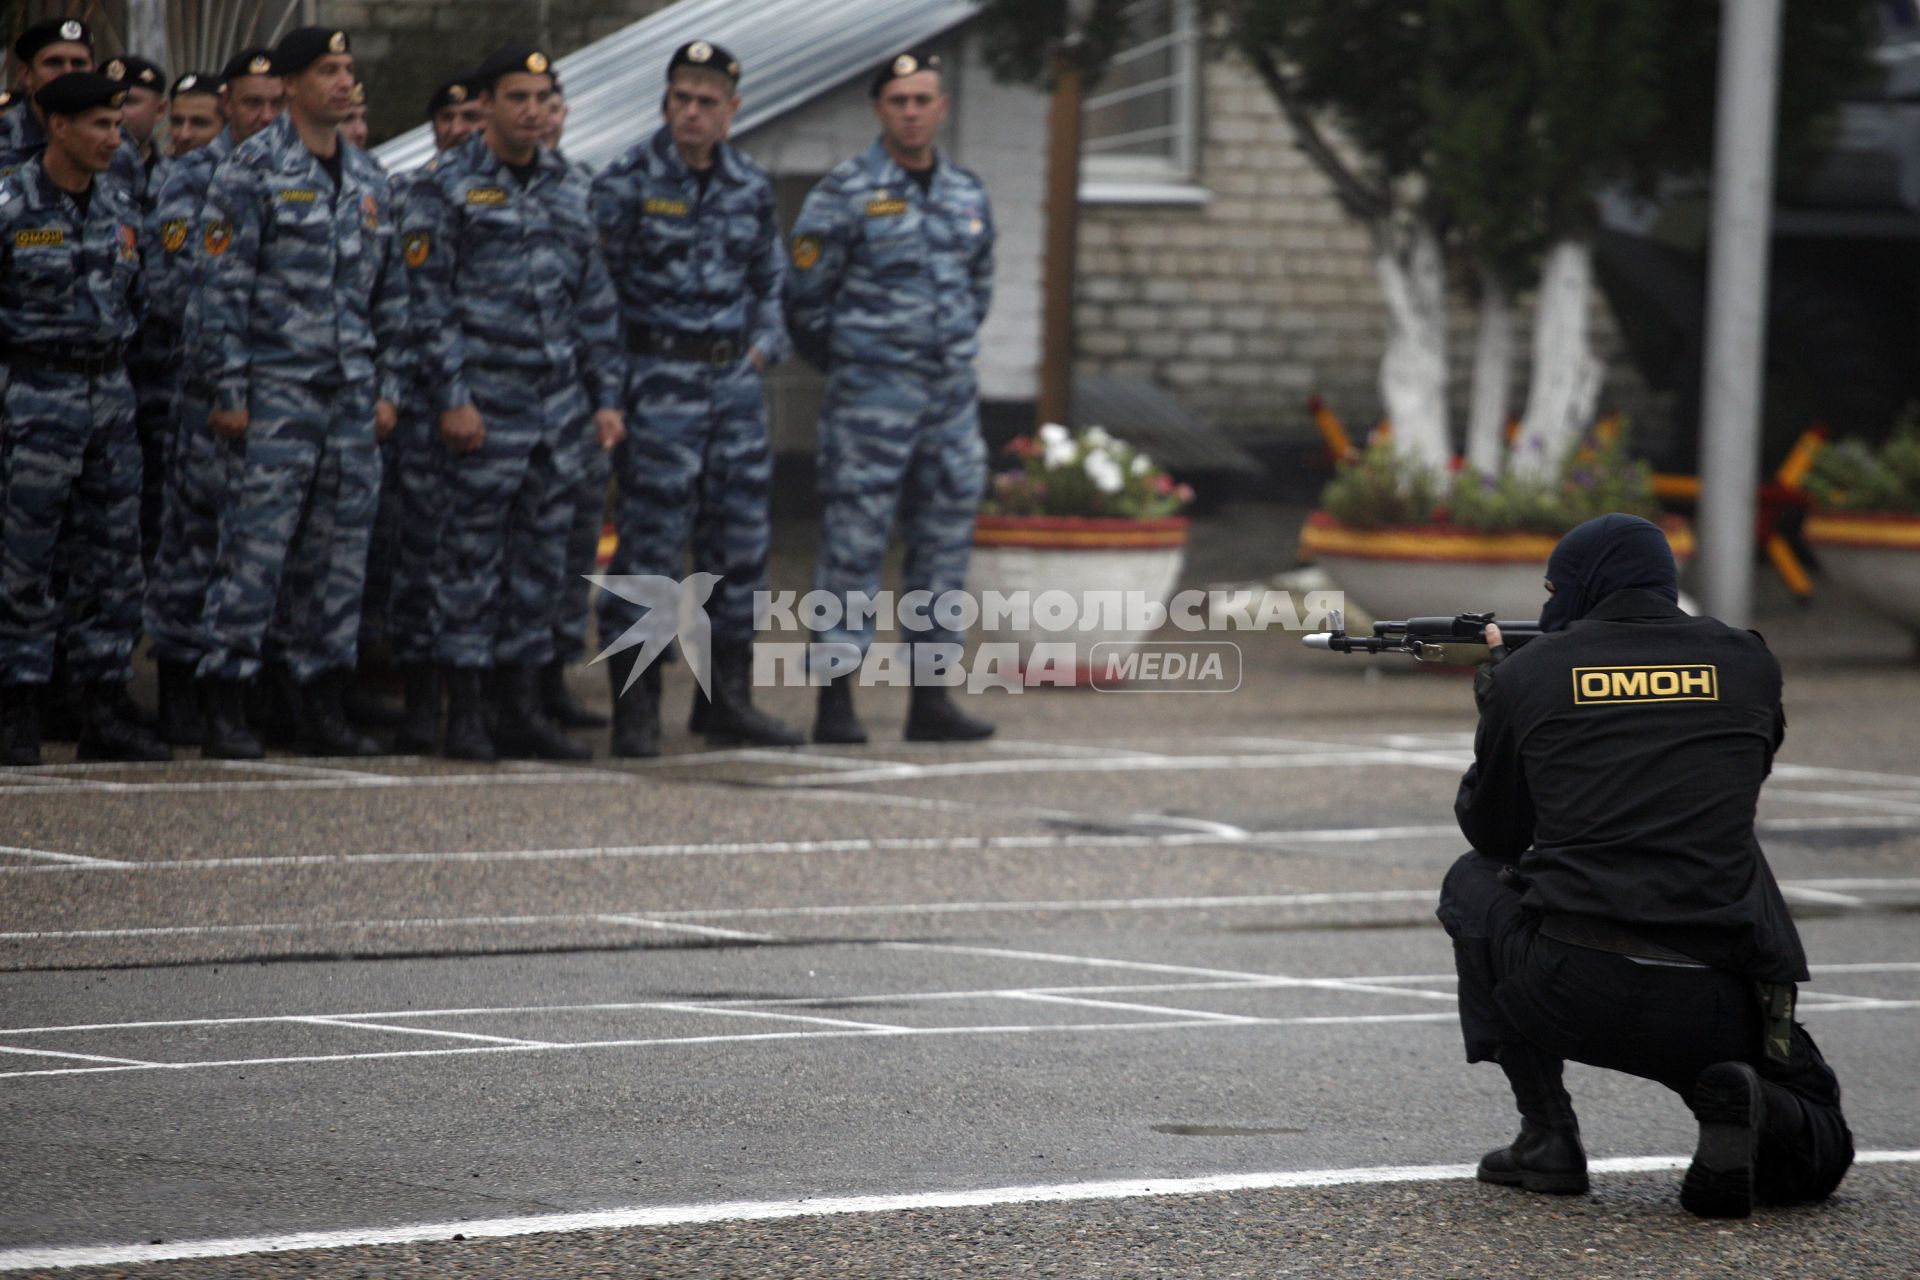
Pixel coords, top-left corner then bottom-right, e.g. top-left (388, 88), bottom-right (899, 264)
top-left (661, 1005), bottom-right (908, 1033)
top-left (0, 1044), bottom-right (163, 1067)
top-left (1782, 886), bottom-right (1871, 908)
top-left (7, 1150), bottom-right (1918, 1273)
top-left (598, 915), bottom-right (780, 942)
top-left (1778, 790), bottom-right (1920, 818)
top-left (1002, 991), bottom-right (1262, 1025)
top-left (0, 844), bottom-right (129, 867)
top-left (766, 748), bottom-right (1471, 789)
top-left (1773, 764), bottom-right (1920, 787)
top-left (292, 1017), bottom-right (557, 1048)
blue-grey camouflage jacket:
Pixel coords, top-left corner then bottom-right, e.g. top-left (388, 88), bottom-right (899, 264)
top-left (784, 139), bottom-right (993, 372)
top-left (196, 115), bottom-right (409, 411)
top-left (146, 129), bottom-right (234, 348)
top-left (589, 127), bottom-right (789, 366)
top-left (399, 133), bottom-right (624, 415)
top-left (0, 152), bottom-right (141, 352)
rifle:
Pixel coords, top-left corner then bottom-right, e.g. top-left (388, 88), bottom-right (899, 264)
top-left (1302, 610), bottom-right (1542, 661)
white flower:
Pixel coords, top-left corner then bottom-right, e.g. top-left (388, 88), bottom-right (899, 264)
top-left (1043, 437), bottom-right (1077, 469)
top-left (1130, 453), bottom-right (1154, 477)
top-left (1038, 422), bottom-right (1071, 445)
top-left (1083, 425), bottom-right (1115, 450)
top-left (1084, 450), bottom-right (1125, 495)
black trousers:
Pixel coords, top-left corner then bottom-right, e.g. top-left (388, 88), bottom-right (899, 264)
top-left (1437, 851), bottom-right (1854, 1205)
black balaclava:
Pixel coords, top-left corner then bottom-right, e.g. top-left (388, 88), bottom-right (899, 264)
top-left (1538, 513), bottom-right (1678, 632)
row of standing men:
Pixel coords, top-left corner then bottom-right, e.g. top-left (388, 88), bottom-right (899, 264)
top-left (0, 18), bottom-right (999, 766)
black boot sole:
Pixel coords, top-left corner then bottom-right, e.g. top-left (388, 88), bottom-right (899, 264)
top-left (811, 721), bottom-right (869, 745)
top-left (1476, 1159), bottom-right (1589, 1195)
top-left (76, 740), bottom-right (173, 763)
top-left (1682, 1063), bottom-right (1763, 1218)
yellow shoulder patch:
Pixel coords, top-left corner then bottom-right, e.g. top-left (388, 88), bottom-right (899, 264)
top-left (204, 221), bottom-right (233, 256)
top-left (161, 219), bottom-right (188, 253)
top-left (403, 231), bottom-right (430, 269)
top-left (1571, 665), bottom-right (1719, 706)
top-left (791, 234), bottom-right (820, 271)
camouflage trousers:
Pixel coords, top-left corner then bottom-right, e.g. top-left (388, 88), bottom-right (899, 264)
top-left (599, 355), bottom-right (772, 647)
top-left (357, 427), bottom-right (405, 656)
top-left (553, 442), bottom-right (610, 664)
top-left (196, 376), bottom-right (382, 684)
top-left (386, 391), bottom-right (448, 667)
top-left (431, 365), bottom-right (594, 670)
top-left (0, 365), bottom-right (143, 685)
top-left (143, 383), bottom-right (227, 666)
top-left (811, 362), bottom-right (986, 653)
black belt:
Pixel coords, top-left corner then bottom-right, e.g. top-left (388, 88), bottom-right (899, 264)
top-left (626, 326), bottom-right (745, 366)
top-left (1538, 914), bottom-right (1710, 967)
top-left (3, 343), bottom-right (126, 377)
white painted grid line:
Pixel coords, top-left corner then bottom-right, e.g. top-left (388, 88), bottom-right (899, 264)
top-left (0, 1044), bottom-right (163, 1067)
top-left (0, 845), bottom-right (129, 867)
top-left (598, 915), bottom-right (781, 942)
top-left (292, 1017), bottom-right (557, 1048)
top-left (5, 1150), bottom-right (1918, 1273)
top-left (1002, 990), bottom-right (1262, 1024)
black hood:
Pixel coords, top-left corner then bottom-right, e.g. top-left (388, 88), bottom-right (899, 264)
top-left (1539, 513), bottom-right (1678, 632)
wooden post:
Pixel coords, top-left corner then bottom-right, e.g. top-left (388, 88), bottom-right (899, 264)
top-left (1036, 46), bottom-right (1083, 429)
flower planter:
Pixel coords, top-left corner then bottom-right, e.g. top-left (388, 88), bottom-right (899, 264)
top-left (1298, 510), bottom-right (1696, 621)
top-left (1804, 511), bottom-right (1920, 634)
top-left (967, 515), bottom-right (1190, 685)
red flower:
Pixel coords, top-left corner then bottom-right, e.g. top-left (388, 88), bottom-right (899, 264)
top-left (1006, 436), bottom-right (1040, 460)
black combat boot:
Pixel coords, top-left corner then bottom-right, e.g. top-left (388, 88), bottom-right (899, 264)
top-left (1, 684), bottom-right (43, 766)
top-left (541, 659), bottom-right (606, 728)
top-left (343, 669), bottom-right (403, 729)
top-left (704, 642), bottom-right (801, 747)
top-left (395, 664), bottom-right (441, 754)
top-left (199, 679), bottom-right (264, 759)
top-left (76, 683), bottom-right (172, 762)
top-left (1477, 1121), bottom-right (1589, 1194)
top-left (812, 675), bottom-right (867, 745)
top-left (607, 651), bottom-right (660, 759)
top-left (904, 683), bottom-right (994, 742)
top-left (293, 671), bottom-right (378, 757)
top-left (441, 667), bottom-right (496, 762)
top-left (39, 670), bottom-right (82, 741)
top-left (155, 660), bottom-right (204, 746)
top-left (494, 663), bottom-right (592, 761)
top-left (1681, 1061), bottom-right (1767, 1218)
top-left (250, 662), bottom-right (301, 748)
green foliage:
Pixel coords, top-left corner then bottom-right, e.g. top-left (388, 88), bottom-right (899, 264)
top-left (1805, 412), bottom-right (1920, 514)
top-left (973, 0), bottom-right (1160, 90)
top-left (1321, 424), bottom-right (1659, 533)
top-left (983, 424), bottom-right (1196, 519)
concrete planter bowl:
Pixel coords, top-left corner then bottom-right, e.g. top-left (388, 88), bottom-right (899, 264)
top-left (966, 515), bottom-right (1190, 685)
top-left (1298, 511), bottom-right (1697, 622)
top-left (1804, 511), bottom-right (1920, 635)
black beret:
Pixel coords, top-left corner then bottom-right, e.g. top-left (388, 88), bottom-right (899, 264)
top-left (426, 70), bottom-right (478, 116)
top-left (35, 72), bottom-right (126, 118)
top-left (668, 41), bottom-right (740, 86)
top-left (473, 45), bottom-right (553, 93)
top-left (14, 18), bottom-right (92, 63)
top-left (102, 55), bottom-right (166, 93)
top-left (869, 50), bottom-right (942, 98)
top-left (219, 48), bottom-right (278, 82)
top-left (272, 26), bottom-right (350, 77)
top-left (171, 71), bottom-right (222, 98)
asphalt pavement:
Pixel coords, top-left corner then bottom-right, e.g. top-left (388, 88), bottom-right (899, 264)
top-left (1, 504), bottom-right (1917, 1278)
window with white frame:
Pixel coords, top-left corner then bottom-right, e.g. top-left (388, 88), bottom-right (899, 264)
top-left (1080, 0), bottom-right (1203, 202)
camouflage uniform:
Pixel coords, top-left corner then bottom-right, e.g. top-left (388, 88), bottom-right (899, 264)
top-left (786, 140), bottom-right (993, 655)
top-left (193, 116), bottom-right (409, 685)
top-left (0, 154), bottom-right (144, 688)
top-left (142, 129), bottom-right (236, 668)
top-left (400, 133), bottom-right (623, 671)
top-left (126, 148), bottom-right (172, 566)
top-left (590, 127), bottom-right (789, 648)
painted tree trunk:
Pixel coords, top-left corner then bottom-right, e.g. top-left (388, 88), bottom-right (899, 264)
top-left (1511, 238), bottom-right (1604, 480)
top-left (1466, 265), bottom-right (1514, 477)
top-left (1372, 220), bottom-right (1451, 475)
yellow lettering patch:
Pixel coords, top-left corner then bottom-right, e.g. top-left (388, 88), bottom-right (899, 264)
top-left (865, 198), bottom-right (908, 218)
top-left (644, 197), bottom-right (690, 217)
top-left (161, 219), bottom-right (188, 253)
top-left (278, 189), bottom-right (319, 203)
top-left (1571, 665), bottom-right (1719, 706)
top-left (466, 187), bottom-right (508, 206)
top-left (13, 228), bottom-right (64, 248)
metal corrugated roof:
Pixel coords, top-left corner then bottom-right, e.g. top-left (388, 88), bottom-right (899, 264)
top-left (374, 0), bottom-right (982, 174)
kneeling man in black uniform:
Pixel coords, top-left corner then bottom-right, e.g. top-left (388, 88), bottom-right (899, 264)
top-left (1438, 513), bottom-right (1853, 1218)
